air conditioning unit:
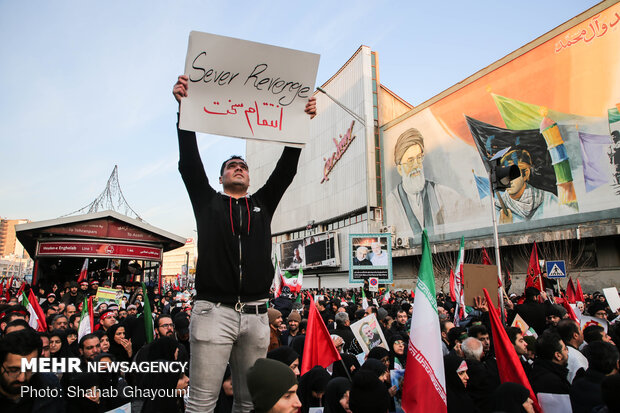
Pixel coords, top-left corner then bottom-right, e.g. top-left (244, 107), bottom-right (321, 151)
top-left (379, 225), bottom-right (396, 235)
top-left (396, 237), bottom-right (410, 249)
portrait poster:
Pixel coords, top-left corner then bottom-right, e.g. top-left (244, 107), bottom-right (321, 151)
top-left (180, 31), bottom-right (320, 145)
top-left (350, 313), bottom-right (388, 354)
top-left (349, 233), bottom-right (392, 283)
top-left (390, 369), bottom-right (406, 413)
top-left (94, 287), bottom-right (123, 306)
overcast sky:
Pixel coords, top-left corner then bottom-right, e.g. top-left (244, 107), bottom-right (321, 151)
top-left (0, 0), bottom-right (601, 238)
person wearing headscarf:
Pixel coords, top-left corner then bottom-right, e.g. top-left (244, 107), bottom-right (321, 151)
top-left (491, 382), bottom-right (535, 413)
top-left (267, 346), bottom-right (300, 376)
top-left (367, 346), bottom-right (390, 370)
top-left (388, 333), bottom-right (407, 370)
top-left (49, 329), bottom-right (74, 360)
top-left (332, 353), bottom-right (360, 379)
top-left (106, 323), bottom-right (132, 362)
top-left (444, 354), bottom-right (478, 413)
top-left (348, 369), bottom-right (390, 413)
top-left (297, 366), bottom-right (331, 413)
top-left (323, 377), bottom-right (352, 413)
top-left (139, 336), bottom-right (189, 413)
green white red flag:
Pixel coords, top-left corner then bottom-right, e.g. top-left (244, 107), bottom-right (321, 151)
top-left (401, 230), bottom-right (447, 412)
top-left (77, 296), bottom-right (94, 340)
top-left (21, 290), bottom-right (47, 332)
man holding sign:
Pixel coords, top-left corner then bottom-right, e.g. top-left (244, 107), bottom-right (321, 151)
top-left (173, 74), bottom-right (315, 412)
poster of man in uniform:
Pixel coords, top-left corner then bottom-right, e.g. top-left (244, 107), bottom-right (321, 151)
top-left (349, 234), bottom-right (392, 283)
top-left (350, 313), bottom-right (388, 354)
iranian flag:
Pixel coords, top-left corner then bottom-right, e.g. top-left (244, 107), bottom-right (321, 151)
top-left (361, 288), bottom-right (369, 310)
top-left (21, 290), bottom-right (47, 332)
top-left (401, 230), bottom-right (447, 413)
top-left (381, 285), bottom-right (391, 304)
top-left (77, 296), bottom-right (94, 340)
top-left (78, 258), bottom-right (89, 283)
top-left (452, 236), bottom-right (467, 326)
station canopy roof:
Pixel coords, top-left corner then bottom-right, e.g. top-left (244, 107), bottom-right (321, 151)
top-left (16, 210), bottom-right (186, 259)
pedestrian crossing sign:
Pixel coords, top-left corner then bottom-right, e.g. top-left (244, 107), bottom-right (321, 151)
top-left (545, 260), bottom-right (566, 279)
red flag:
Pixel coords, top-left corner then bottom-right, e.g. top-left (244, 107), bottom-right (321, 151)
top-left (16, 280), bottom-right (26, 298)
top-left (0, 279), bottom-right (4, 298)
top-left (5, 276), bottom-right (14, 301)
top-left (481, 248), bottom-right (493, 265)
top-left (557, 297), bottom-right (579, 323)
top-left (301, 296), bottom-right (341, 375)
top-left (525, 242), bottom-right (543, 293)
top-left (449, 269), bottom-right (457, 302)
top-left (565, 278), bottom-right (577, 304)
top-left (483, 288), bottom-right (541, 413)
top-left (576, 279), bottom-right (585, 302)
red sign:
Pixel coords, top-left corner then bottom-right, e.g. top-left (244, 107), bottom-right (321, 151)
top-left (45, 218), bottom-right (161, 242)
top-left (321, 120), bottom-right (356, 183)
top-left (36, 241), bottom-right (162, 261)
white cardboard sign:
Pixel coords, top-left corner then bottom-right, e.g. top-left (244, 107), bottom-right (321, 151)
top-left (603, 287), bottom-right (620, 313)
top-left (180, 31), bottom-right (320, 146)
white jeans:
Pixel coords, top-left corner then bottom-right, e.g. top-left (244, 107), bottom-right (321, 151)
top-left (187, 300), bottom-right (269, 413)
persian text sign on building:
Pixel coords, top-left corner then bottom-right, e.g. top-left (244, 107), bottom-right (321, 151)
top-left (36, 241), bottom-right (162, 261)
top-left (180, 31), bottom-right (320, 146)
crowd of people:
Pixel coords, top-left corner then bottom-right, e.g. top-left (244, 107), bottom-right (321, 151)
top-left (1, 279), bottom-right (619, 413)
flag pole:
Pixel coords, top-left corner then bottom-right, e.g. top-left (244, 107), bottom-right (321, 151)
top-left (339, 359), bottom-right (353, 382)
top-left (488, 174), bottom-right (506, 324)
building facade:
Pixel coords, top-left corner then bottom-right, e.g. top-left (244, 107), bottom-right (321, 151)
top-left (247, 2), bottom-right (620, 292)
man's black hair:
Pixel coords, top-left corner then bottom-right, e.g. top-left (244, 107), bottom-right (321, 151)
top-left (219, 155), bottom-right (246, 176)
top-left (525, 287), bottom-right (541, 301)
top-left (506, 326), bottom-right (522, 345)
top-left (582, 341), bottom-right (619, 375)
top-left (4, 319), bottom-right (31, 332)
top-left (0, 329), bottom-right (42, 363)
top-left (468, 324), bottom-right (488, 338)
top-left (447, 327), bottom-right (468, 348)
top-left (155, 314), bottom-right (173, 328)
top-left (583, 325), bottom-right (605, 344)
top-left (78, 333), bottom-right (99, 349)
top-left (557, 319), bottom-right (580, 344)
top-left (536, 331), bottom-right (563, 361)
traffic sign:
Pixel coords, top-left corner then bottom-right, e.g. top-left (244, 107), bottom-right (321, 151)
top-left (546, 260), bottom-right (566, 279)
top-left (369, 277), bottom-right (379, 292)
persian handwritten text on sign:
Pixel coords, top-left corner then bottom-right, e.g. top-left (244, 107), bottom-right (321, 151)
top-left (180, 31), bottom-right (320, 146)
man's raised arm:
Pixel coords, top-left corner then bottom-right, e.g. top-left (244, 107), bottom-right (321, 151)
top-left (174, 75), bottom-right (214, 202)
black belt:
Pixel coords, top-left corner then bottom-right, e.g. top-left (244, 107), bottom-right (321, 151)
top-left (220, 302), bottom-right (268, 314)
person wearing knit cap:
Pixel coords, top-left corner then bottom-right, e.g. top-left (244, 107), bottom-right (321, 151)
top-left (281, 311), bottom-right (302, 346)
top-left (267, 346), bottom-right (300, 376)
top-left (247, 358), bottom-right (301, 413)
top-left (268, 308), bottom-right (283, 352)
top-left (348, 369), bottom-right (390, 413)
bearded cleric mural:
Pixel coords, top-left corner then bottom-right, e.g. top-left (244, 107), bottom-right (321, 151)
top-left (386, 128), bottom-right (480, 237)
top-left (383, 3), bottom-right (620, 242)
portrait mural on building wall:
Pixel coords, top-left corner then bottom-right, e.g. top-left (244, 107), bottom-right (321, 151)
top-left (383, 4), bottom-right (620, 241)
